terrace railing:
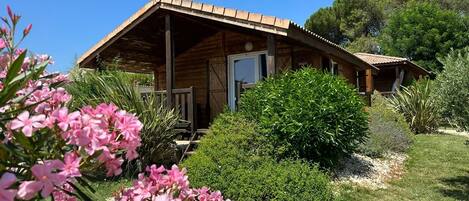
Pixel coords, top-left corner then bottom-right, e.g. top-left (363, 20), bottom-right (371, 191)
top-left (141, 87), bottom-right (197, 133)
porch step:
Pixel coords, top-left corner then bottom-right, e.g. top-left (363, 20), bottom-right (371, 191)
top-left (176, 140), bottom-right (201, 146)
top-left (177, 128), bottom-right (210, 162)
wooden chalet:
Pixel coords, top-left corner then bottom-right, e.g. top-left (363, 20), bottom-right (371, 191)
top-left (78, 0), bottom-right (378, 132)
top-left (355, 53), bottom-right (430, 96)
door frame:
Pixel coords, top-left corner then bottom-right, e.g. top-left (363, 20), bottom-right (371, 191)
top-left (227, 50), bottom-right (267, 110)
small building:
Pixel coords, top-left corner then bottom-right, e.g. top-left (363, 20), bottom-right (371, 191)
top-left (78, 0), bottom-right (378, 130)
top-left (355, 53), bottom-right (430, 96)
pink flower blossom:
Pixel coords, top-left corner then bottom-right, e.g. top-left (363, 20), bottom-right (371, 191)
top-left (60, 152), bottom-right (81, 178)
top-left (0, 173), bottom-right (17, 201)
top-left (104, 157), bottom-right (123, 177)
top-left (166, 165), bottom-right (189, 190)
top-left (52, 108), bottom-right (80, 131)
top-left (51, 183), bottom-right (77, 201)
top-left (0, 39), bottom-right (5, 49)
top-left (116, 165), bottom-right (226, 201)
top-left (9, 111), bottom-right (45, 137)
top-left (153, 193), bottom-right (171, 201)
top-left (17, 160), bottom-right (66, 199)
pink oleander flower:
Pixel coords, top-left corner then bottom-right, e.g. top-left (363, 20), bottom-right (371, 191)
top-left (166, 165), bottom-right (189, 190)
top-left (0, 173), bottom-right (17, 201)
top-left (104, 157), bottom-right (124, 177)
top-left (0, 39), bottom-right (5, 49)
top-left (9, 111), bottom-right (45, 137)
top-left (116, 165), bottom-right (226, 201)
top-left (17, 160), bottom-right (66, 199)
top-left (52, 108), bottom-right (80, 131)
top-left (60, 152), bottom-right (81, 178)
top-left (153, 193), bottom-right (171, 201)
top-left (51, 183), bottom-right (77, 201)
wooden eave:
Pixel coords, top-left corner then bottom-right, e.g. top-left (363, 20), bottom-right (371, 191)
top-left (78, 0), bottom-right (379, 73)
top-left (371, 61), bottom-right (430, 76)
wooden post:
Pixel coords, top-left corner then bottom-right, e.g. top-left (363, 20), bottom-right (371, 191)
top-left (267, 34), bottom-right (276, 76)
top-left (153, 69), bottom-right (159, 91)
top-left (365, 69), bottom-right (373, 106)
top-left (165, 14), bottom-right (174, 107)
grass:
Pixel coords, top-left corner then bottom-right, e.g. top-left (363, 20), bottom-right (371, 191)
top-left (89, 178), bottom-right (133, 198)
top-left (338, 134), bottom-right (469, 201)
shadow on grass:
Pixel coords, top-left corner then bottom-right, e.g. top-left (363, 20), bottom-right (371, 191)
top-left (439, 171), bottom-right (469, 201)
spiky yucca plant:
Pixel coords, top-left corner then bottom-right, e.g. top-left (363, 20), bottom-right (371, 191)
top-left (388, 79), bottom-right (439, 134)
top-left (66, 69), bottom-right (180, 172)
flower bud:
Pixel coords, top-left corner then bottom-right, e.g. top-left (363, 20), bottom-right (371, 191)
top-left (23, 24), bottom-right (32, 37)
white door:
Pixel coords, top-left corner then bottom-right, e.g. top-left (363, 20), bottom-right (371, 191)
top-left (228, 51), bottom-right (267, 110)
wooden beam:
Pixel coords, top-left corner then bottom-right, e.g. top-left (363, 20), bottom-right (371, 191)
top-left (366, 69), bottom-right (374, 93)
top-left (165, 14), bottom-right (174, 107)
top-left (267, 34), bottom-right (276, 76)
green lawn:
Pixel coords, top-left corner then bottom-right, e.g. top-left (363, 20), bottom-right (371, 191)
top-left (90, 178), bottom-right (133, 198)
top-left (338, 134), bottom-right (469, 201)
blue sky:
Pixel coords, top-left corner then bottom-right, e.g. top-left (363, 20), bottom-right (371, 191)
top-left (0, 0), bottom-right (333, 73)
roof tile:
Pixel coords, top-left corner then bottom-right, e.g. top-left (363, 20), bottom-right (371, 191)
top-left (223, 8), bottom-right (236, 17)
top-left (248, 13), bottom-right (262, 23)
top-left (201, 4), bottom-right (214, 12)
top-left (235, 10), bottom-right (249, 20)
top-left (213, 6), bottom-right (225, 15)
top-left (261, 15), bottom-right (276, 25)
top-left (191, 2), bottom-right (203, 10)
top-left (172, 0), bottom-right (182, 6)
top-left (354, 53), bottom-right (407, 65)
top-left (181, 0), bottom-right (192, 8)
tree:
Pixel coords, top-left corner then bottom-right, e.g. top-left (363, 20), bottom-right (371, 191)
top-left (346, 36), bottom-right (381, 54)
top-left (434, 47), bottom-right (469, 131)
top-left (305, 0), bottom-right (388, 52)
top-left (380, 2), bottom-right (469, 72)
top-left (305, 7), bottom-right (345, 44)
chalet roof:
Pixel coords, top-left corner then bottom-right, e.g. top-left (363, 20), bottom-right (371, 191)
top-left (78, 0), bottom-right (378, 71)
top-left (355, 53), bottom-right (430, 74)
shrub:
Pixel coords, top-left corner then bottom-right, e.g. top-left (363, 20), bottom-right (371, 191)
top-left (182, 113), bottom-right (334, 201)
top-left (67, 70), bottom-right (180, 170)
top-left (239, 67), bottom-right (368, 166)
top-left (0, 9), bottom-right (140, 200)
top-left (434, 47), bottom-right (469, 131)
top-left (388, 79), bottom-right (439, 134)
top-left (359, 93), bottom-right (413, 157)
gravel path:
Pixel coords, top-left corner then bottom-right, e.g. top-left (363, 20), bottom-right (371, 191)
top-left (333, 153), bottom-right (407, 190)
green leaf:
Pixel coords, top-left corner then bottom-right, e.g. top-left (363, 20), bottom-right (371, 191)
top-left (5, 50), bottom-right (27, 84)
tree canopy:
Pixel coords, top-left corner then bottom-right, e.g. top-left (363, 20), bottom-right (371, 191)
top-left (380, 2), bottom-right (469, 72)
top-left (305, 0), bottom-right (469, 72)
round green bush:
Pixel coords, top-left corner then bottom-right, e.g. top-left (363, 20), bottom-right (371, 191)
top-left (239, 68), bottom-right (368, 166)
top-left (182, 113), bottom-right (334, 201)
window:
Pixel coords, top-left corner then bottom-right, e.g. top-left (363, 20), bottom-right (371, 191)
top-left (322, 56), bottom-right (339, 76)
top-left (228, 51), bottom-right (267, 109)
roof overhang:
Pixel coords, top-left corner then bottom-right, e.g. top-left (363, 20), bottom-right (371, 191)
top-left (78, 0), bottom-right (379, 73)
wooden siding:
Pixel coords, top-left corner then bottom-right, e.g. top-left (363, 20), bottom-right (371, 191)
top-left (153, 27), bottom-right (362, 127)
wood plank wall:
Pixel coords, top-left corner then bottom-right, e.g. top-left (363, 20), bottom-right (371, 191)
top-left (155, 29), bottom-right (361, 128)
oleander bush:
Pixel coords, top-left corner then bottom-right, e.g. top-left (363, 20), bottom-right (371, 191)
top-left (182, 113), bottom-right (334, 201)
top-left (67, 69), bottom-right (180, 171)
top-left (434, 47), bottom-right (469, 131)
top-left (0, 7), bottom-right (225, 201)
top-left (359, 93), bottom-right (414, 158)
top-left (388, 79), bottom-right (439, 134)
top-left (239, 67), bottom-right (368, 167)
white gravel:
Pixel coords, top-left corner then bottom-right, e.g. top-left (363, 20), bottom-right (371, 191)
top-left (333, 153), bottom-right (407, 189)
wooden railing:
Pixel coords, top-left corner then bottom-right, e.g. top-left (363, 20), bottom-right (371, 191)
top-left (380, 91), bottom-right (395, 98)
top-left (235, 81), bottom-right (256, 110)
top-left (141, 87), bottom-right (197, 132)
